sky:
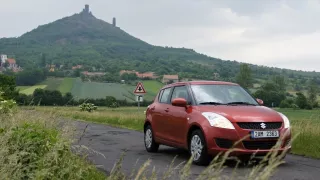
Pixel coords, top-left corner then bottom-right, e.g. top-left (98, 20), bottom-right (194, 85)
top-left (1, 0), bottom-right (320, 72)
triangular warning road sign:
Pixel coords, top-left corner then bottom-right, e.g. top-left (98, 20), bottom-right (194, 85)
top-left (134, 82), bottom-right (146, 94)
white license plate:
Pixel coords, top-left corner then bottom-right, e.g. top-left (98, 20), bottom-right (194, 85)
top-left (251, 131), bottom-right (279, 138)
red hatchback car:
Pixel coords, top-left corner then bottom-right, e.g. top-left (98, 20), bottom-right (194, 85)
top-left (144, 81), bottom-right (291, 165)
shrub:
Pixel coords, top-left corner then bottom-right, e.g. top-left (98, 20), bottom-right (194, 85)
top-left (0, 111), bottom-right (105, 179)
top-left (79, 103), bottom-right (98, 112)
top-left (0, 91), bottom-right (17, 115)
top-left (109, 101), bottom-right (119, 108)
top-left (279, 100), bottom-right (290, 108)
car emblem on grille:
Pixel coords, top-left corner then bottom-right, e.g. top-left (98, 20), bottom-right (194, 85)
top-left (260, 123), bottom-right (266, 129)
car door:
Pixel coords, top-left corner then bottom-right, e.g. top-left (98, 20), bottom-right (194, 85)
top-left (151, 87), bottom-right (173, 141)
top-left (167, 85), bottom-right (190, 146)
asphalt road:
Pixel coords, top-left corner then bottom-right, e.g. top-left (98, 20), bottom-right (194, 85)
top-left (71, 120), bottom-right (320, 180)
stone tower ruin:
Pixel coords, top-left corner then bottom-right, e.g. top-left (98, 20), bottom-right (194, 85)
top-left (112, 17), bottom-right (116, 27)
top-left (84, 4), bottom-right (89, 13)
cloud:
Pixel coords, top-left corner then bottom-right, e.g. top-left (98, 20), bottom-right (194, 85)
top-left (0, 0), bottom-right (320, 71)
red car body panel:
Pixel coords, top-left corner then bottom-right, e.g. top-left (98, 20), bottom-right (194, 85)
top-left (145, 81), bottom-right (291, 157)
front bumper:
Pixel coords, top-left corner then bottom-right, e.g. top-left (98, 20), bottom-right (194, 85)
top-left (203, 125), bottom-right (292, 157)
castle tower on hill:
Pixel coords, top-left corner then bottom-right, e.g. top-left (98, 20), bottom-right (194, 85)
top-left (84, 4), bottom-right (89, 13)
top-left (112, 17), bottom-right (116, 27)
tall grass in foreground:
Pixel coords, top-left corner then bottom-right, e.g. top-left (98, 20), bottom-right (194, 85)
top-left (0, 110), bottom-right (106, 179)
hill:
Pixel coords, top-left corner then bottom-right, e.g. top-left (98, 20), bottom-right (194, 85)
top-left (1, 5), bottom-right (320, 83)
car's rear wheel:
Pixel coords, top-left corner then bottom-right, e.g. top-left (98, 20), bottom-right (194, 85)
top-left (189, 129), bottom-right (210, 165)
top-left (144, 125), bottom-right (159, 152)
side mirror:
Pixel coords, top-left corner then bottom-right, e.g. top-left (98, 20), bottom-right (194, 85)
top-left (172, 98), bottom-right (187, 107)
top-left (256, 98), bottom-right (264, 105)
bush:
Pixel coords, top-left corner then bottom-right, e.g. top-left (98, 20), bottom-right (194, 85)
top-left (0, 91), bottom-right (17, 115)
top-left (291, 104), bottom-right (299, 110)
top-left (0, 110), bottom-right (105, 179)
top-left (109, 101), bottom-right (119, 108)
top-left (279, 100), bottom-right (290, 108)
top-left (79, 103), bottom-right (98, 112)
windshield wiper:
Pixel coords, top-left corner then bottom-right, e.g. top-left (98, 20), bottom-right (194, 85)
top-left (199, 102), bottom-right (225, 105)
top-left (226, 102), bottom-right (257, 106)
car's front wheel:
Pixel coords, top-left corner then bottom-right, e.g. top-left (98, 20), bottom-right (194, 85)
top-left (144, 125), bottom-right (159, 152)
top-left (189, 130), bottom-right (210, 165)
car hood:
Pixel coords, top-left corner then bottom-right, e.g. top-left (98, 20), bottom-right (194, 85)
top-left (194, 105), bottom-right (283, 123)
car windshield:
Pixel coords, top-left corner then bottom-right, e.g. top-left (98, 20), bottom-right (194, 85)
top-left (190, 84), bottom-right (258, 105)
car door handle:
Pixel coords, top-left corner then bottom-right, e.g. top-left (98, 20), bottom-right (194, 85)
top-left (164, 108), bottom-right (169, 112)
top-left (150, 107), bottom-right (155, 110)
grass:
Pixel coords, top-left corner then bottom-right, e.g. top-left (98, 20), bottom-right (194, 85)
top-left (41, 77), bottom-right (64, 90)
top-left (36, 106), bottom-right (320, 160)
top-left (142, 80), bottom-right (163, 94)
top-left (20, 85), bottom-right (47, 95)
top-left (0, 108), bottom-right (106, 179)
top-left (70, 78), bottom-right (136, 101)
top-left (275, 108), bottom-right (320, 158)
top-left (17, 86), bottom-right (31, 91)
top-left (16, 78), bottom-right (163, 101)
top-left (58, 77), bottom-right (76, 94)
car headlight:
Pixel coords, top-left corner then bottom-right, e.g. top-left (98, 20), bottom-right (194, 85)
top-left (202, 112), bottom-right (235, 129)
top-left (278, 112), bottom-right (290, 128)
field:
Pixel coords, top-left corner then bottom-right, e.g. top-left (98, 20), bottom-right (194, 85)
top-left (17, 77), bottom-right (163, 101)
top-left (35, 106), bottom-right (320, 159)
top-left (58, 78), bottom-right (76, 94)
top-left (70, 78), bottom-right (136, 101)
top-left (18, 77), bottom-right (74, 95)
top-left (19, 85), bottom-right (47, 95)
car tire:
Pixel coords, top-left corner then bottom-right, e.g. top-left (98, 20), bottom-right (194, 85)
top-left (144, 125), bottom-right (159, 152)
top-left (189, 129), bottom-right (210, 166)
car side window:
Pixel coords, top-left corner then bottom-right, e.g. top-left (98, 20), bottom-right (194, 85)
top-left (159, 88), bottom-right (172, 103)
top-left (170, 86), bottom-right (190, 103)
top-left (157, 90), bottom-right (164, 102)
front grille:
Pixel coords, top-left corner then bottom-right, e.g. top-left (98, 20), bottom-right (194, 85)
top-left (237, 122), bottom-right (282, 130)
top-left (215, 138), bottom-right (233, 149)
top-left (242, 140), bottom-right (278, 150)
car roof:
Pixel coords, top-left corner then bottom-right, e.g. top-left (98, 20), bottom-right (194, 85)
top-left (161, 80), bottom-right (239, 89)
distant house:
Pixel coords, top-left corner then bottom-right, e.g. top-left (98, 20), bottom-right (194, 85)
top-left (119, 70), bottom-right (158, 79)
top-left (72, 65), bottom-right (83, 70)
top-left (0, 54), bottom-right (7, 65)
top-left (4, 58), bottom-right (22, 72)
top-left (119, 70), bottom-right (137, 76)
top-left (7, 58), bottom-right (17, 69)
top-left (162, 75), bottom-right (179, 84)
top-left (82, 71), bottom-right (106, 76)
top-left (136, 72), bottom-right (158, 79)
top-left (48, 65), bottom-right (56, 72)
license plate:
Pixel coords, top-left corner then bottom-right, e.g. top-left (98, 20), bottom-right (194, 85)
top-left (251, 130), bottom-right (279, 138)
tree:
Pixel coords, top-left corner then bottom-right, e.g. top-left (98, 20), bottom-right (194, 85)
top-left (307, 78), bottom-right (319, 107)
top-left (253, 81), bottom-right (286, 107)
top-left (73, 68), bottom-right (81, 77)
top-left (236, 63), bottom-right (253, 89)
top-left (295, 92), bottom-right (309, 109)
top-left (41, 53), bottom-right (46, 68)
top-left (272, 75), bottom-right (286, 92)
top-left (0, 74), bottom-right (19, 100)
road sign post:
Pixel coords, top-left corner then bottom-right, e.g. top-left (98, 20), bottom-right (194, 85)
top-left (133, 82), bottom-right (146, 109)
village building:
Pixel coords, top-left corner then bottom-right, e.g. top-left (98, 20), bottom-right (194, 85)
top-left (1, 54), bottom-right (7, 65)
top-left (72, 65), bottom-right (83, 70)
top-left (7, 58), bottom-right (18, 69)
top-left (119, 70), bottom-right (158, 79)
top-left (162, 75), bottom-right (179, 84)
top-left (82, 71), bottom-right (106, 76)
